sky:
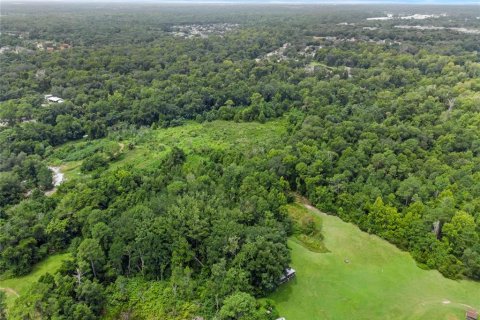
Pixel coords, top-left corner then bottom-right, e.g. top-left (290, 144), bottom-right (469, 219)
top-left (167, 0), bottom-right (479, 2)
top-left (143, 0), bottom-right (480, 3)
top-left (154, 0), bottom-right (480, 3)
top-left (3, 0), bottom-right (480, 3)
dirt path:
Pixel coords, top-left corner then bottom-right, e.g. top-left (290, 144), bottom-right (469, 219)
top-left (295, 194), bottom-right (327, 216)
top-left (45, 166), bottom-right (65, 196)
top-left (49, 166), bottom-right (64, 187)
top-left (0, 287), bottom-right (19, 297)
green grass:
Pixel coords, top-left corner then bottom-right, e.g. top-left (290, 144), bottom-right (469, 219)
top-left (48, 119), bottom-right (287, 182)
top-left (153, 120), bottom-right (285, 152)
top-left (0, 253), bottom-right (71, 309)
top-left (269, 203), bottom-right (480, 320)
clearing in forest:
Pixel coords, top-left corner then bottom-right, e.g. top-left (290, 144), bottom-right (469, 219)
top-left (269, 203), bottom-right (480, 320)
top-left (48, 119), bottom-right (287, 181)
top-left (0, 253), bottom-right (71, 310)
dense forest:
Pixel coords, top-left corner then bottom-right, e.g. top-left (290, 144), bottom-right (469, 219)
top-left (1, 3), bottom-right (479, 319)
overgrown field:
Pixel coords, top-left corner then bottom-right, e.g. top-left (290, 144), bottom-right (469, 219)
top-left (48, 119), bottom-right (287, 182)
top-left (270, 204), bottom-right (480, 320)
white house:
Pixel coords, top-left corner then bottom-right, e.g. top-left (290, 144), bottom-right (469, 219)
top-left (44, 94), bottom-right (64, 103)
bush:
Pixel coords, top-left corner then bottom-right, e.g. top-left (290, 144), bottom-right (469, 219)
top-left (81, 154), bottom-right (109, 173)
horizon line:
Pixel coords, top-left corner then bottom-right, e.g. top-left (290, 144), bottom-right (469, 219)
top-left (2, 0), bottom-right (480, 4)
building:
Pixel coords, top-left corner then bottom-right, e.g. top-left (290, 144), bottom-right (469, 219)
top-left (0, 46), bottom-right (12, 54)
top-left (279, 268), bottom-right (296, 284)
top-left (59, 43), bottom-right (71, 50)
top-left (466, 310), bottom-right (478, 320)
top-left (44, 94), bottom-right (65, 103)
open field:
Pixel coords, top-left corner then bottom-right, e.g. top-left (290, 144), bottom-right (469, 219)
top-left (270, 203), bottom-right (480, 320)
top-left (48, 119), bottom-right (287, 182)
top-left (0, 253), bottom-right (71, 309)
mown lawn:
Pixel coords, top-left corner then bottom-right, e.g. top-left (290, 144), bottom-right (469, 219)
top-left (269, 204), bottom-right (480, 320)
top-left (0, 253), bottom-right (71, 310)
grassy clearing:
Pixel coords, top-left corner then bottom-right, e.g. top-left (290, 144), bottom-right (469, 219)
top-left (270, 203), bottom-right (480, 320)
top-left (0, 253), bottom-right (71, 309)
top-left (48, 119), bottom-right (287, 182)
top-left (153, 120), bottom-right (285, 152)
top-left (108, 120), bottom-right (285, 171)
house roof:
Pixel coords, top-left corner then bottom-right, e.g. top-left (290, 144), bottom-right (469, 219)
top-left (47, 96), bottom-right (63, 102)
top-left (279, 267), bottom-right (296, 282)
top-left (285, 268), bottom-right (296, 277)
top-left (467, 310), bottom-right (479, 319)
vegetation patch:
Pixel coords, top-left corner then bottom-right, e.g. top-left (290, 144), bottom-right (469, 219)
top-left (286, 203), bottom-right (328, 253)
top-left (51, 119), bottom-right (287, 185)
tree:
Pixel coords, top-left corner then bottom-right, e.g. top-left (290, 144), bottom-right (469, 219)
top-left (363, 197), bottom-right (401, 243)
top-left (72, 303), bottom-right (96, 320)
top-left (0, 291), bottom-right (6, 320)
top-left (0, 172), bottom-right (22, 206)
top-left (91, 222), bottom-right (112, 252)
top-left (396, 176), bottom-right (422, 205)
top-left (462, 245), bottom-right (480, 280)
top-left (77, 238), bottom-right (105, 279)
top-left (208, 259), bottom-right (251, 313)
top-left (429, 190), bottom-right (457, 239)
top-left (233, 236), bottom-right (289, 294)
top-left (80, 154), bottom-right (108, 173)
top-left (442, 211), bottom-right (478, 257)
top-left (219, 292), bottom-right (262, 320)
top-left (76, 280), bottom-right (106, 314)
top-left (37, 165), bottom-right (53, 190)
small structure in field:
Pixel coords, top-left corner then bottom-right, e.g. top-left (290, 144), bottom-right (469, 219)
top-left (466, 310), bottom-right (478, 320)
top-left (279, 268), bottom-right (296, 284)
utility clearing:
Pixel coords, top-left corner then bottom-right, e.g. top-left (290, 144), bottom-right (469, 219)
top-left (270, 203), bottom-right (480, 320)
